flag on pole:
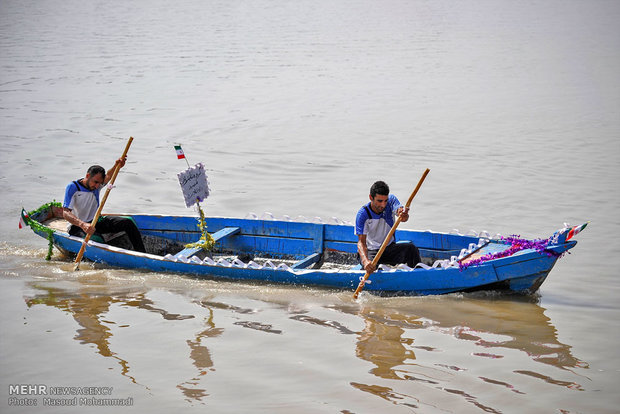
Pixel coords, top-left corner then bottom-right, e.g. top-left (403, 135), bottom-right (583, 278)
top-left (174, 145), bottom-right (185, 160)
top-left (19, 209), bottom-right (29, 229)
top-left (566, 222), bottom-right (588, 241)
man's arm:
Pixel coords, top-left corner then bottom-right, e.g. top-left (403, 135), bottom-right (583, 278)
top-left (103, 156), bottom-right (127, 186)
top-left (357, 234), bottom-right (376, 274)
top-left (62, 207), bottom-right (95, 235)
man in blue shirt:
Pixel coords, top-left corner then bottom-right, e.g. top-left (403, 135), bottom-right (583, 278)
top-left (62, 157), bottom-right (145, 252)
top-left (355, 181), bottom-right (421, 273)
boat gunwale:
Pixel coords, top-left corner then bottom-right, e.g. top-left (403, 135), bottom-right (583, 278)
top-left (31, 212), bottom-right (575, 273)
top-left (25, 205), bottom-right (580, 295)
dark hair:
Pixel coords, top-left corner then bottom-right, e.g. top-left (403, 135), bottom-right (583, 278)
top-left (87, 165), bottom-right (106, 179)
top-left (370, 181), bottom-right (390, 198)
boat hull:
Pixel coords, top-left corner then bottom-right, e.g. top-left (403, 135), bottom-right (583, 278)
top-left (26, 207), bottom-right (578, 296)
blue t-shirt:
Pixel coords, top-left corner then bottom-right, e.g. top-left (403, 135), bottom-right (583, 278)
top-left (355, 194), bottom-right (402, 250)
top-left (63, 180), bottom-right (101, 224)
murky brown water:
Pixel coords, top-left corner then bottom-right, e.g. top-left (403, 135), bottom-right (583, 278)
top-left (1, 0), bottom-right (619, 412)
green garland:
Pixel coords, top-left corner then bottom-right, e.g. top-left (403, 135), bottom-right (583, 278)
top-left (27, 201), bottom-right (217, 258)
top-left (26, 201), bottom-right (61, 260)
top-left (184, 203), bottom-right (216, 251)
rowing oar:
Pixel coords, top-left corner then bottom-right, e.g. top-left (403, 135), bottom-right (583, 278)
top-left (73, 137), bottom-right (134, 270)
top-left (353, 168), bottom-right (430, 299)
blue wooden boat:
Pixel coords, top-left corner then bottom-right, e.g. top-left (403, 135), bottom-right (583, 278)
top-left (23, 203), bottom-right (585, 296)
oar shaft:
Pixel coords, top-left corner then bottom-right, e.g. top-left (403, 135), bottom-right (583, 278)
top-left (405, 168), bottom-right (430, 207)
top-left (353, 168), bottom-right (430, 299)
top-left (74, 137), bottom-right (133, 269)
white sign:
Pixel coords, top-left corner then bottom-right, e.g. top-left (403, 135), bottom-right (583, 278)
top-left (177, 163), bottom-right (210, 207)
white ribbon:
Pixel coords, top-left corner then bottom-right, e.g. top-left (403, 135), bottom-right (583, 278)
top-left (163, 254), bottom-right (177, 262)
top-left (261, 212), bottom-right (275, 220)
top-left (232, 258), bottom-right (246, 267)
top-left (216, 258), bottom-right (232, 267)
top-left (247, 261), bottom-right (262, 269)
top-left (263, 260), bottom-right (276, 269)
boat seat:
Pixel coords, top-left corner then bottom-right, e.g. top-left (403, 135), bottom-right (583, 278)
top-left (97, 216), bottom-right (139, 247)
top-left (174, 226), bottom-right (241, 259)
top-left (291, 252), bottom-right (324, 270)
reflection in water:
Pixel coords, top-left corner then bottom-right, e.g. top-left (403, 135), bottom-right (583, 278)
top-left (289, 314), bottom-right (356, 335)
top-left (177, 306), bottom-right (223, 402)
top-left (443, 387), bottom-right (502, 414)
top-left (354, 312), bottom-right (418, 380)
top-left (478, 376), bottom-right (525, 394)
top-left (23, 276), bottom-right (589, 411)
top-left (350, 382), bottom-right (421, 410)
top-left (26, 285), bottom-right (143, 386)
top-left (334, 296), bottom-right (589, 411)
top-left (24, 282), bottom-right (220, 403)
top-left (233, 321), bottom-right (282, 334)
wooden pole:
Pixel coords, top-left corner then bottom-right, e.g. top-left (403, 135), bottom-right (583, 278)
top-left (74, 137), bottom-right (134, 270)
top-left (353, 168), bottom-right (430, 299)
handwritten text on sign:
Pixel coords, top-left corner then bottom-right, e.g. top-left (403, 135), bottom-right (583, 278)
top-left (177, 163), bottom-right (210, 207)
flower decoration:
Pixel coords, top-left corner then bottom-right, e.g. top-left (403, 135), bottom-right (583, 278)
top-left (459, 235), bottom-right (562, 271)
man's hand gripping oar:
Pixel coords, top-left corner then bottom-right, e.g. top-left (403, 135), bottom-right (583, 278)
top-left (353, 168), bottom-right (430, 299)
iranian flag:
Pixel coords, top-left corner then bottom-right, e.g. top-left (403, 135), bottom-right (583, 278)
top-left (19, 209), bottom-right (29, 229)
top-left (174, 145), bottom-right (185, 159)
top-left (566, 222), bottom-right (588, 241)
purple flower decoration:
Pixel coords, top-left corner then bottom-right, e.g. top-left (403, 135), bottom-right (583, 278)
top-left (459, 235), bottom-right (562, 271)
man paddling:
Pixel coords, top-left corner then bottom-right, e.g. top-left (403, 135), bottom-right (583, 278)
top-left (62, 158), bottom-right (146, 252)
top-left (355, 181), bottom-right (421, 273)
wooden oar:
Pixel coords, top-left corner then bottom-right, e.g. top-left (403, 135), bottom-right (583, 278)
top-left (353, 168), bottom-right (430, 299)
top-left (74, 137), bottom-right (134, 270)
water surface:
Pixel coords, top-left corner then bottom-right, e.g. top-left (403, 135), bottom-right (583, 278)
top-left (1, 0), bottom-right (619, 412)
